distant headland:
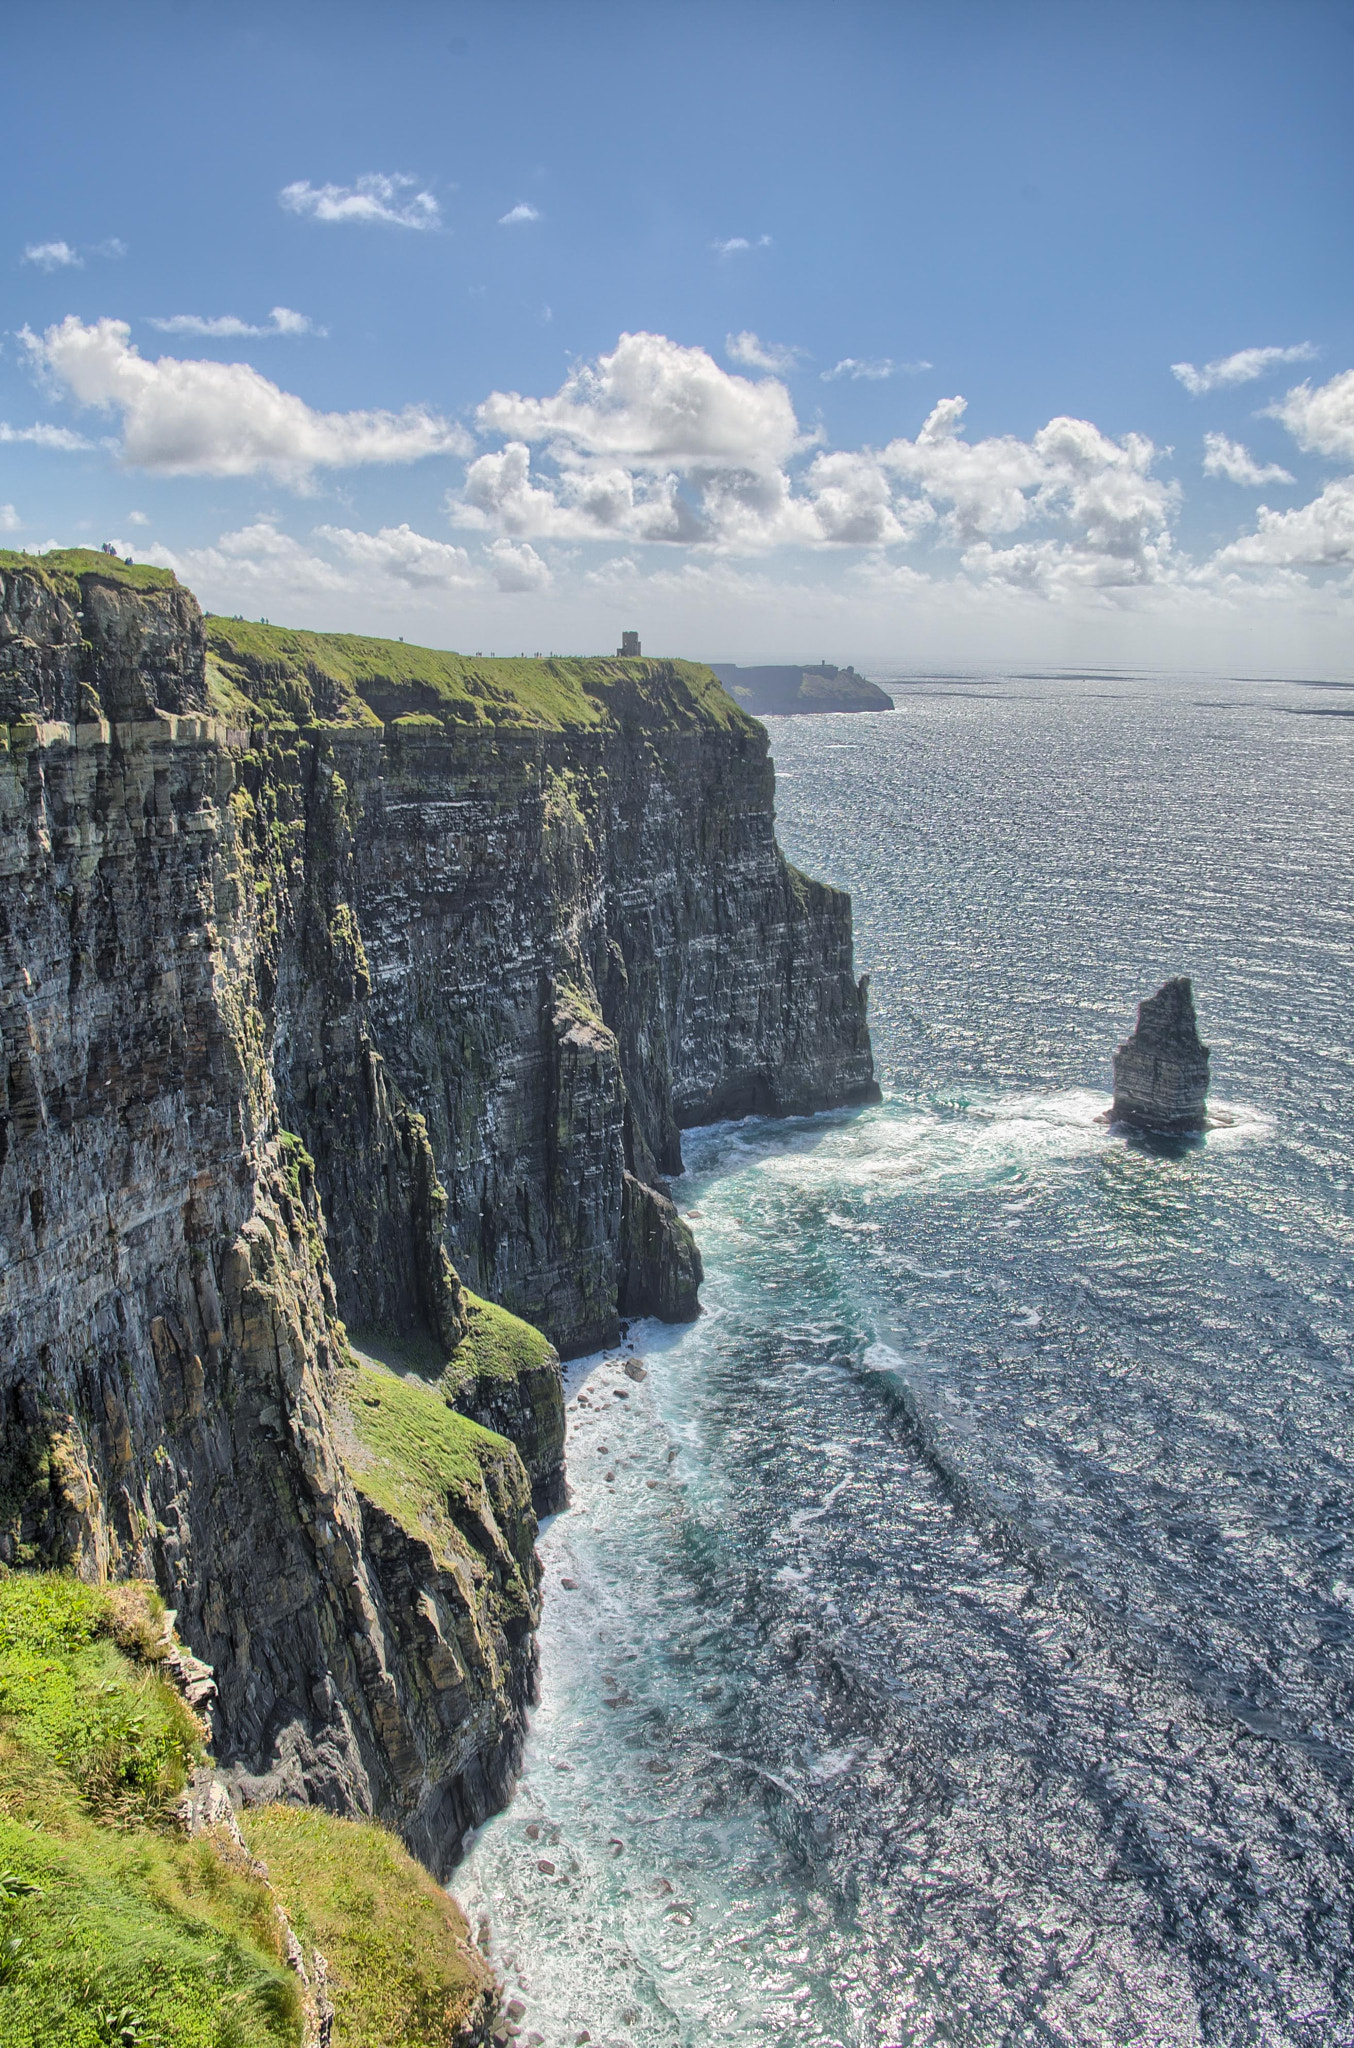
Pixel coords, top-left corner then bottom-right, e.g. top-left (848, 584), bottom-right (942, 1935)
top-left (710, 662), bottom-right (895, 717)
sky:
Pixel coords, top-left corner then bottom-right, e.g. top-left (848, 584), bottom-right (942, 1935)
top-left (4, 0), bottom-right (1353, 671)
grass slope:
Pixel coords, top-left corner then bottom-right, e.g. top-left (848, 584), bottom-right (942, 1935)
top-left (0, 548), bottom-right (177, 599)
top-left (204, 616), bottom-right (751, 735)
top-left (239, 1809), bottom-right (490, 2048)
top-left (0, 1573), bottom-right (300, 2048)
top-left (0, 1572), bottom-right (494, 2048)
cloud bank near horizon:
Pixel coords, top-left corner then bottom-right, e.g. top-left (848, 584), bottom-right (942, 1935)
top-left (12, 319), bottom-right (1354, 658)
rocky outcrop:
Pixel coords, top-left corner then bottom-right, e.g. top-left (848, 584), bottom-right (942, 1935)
top-left (711, 661), bottom-right (894, 715)
top-left (0, 550), bottom-right (875, 1868)
top-left (1110, 977), bottom-right (1210, 1132)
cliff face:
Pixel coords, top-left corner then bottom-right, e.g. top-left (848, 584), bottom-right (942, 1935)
top-left (0, 552), bottom-right (875, 1863)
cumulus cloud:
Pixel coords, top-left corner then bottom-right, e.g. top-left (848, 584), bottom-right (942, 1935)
top-left (1171, 343), bottom-right (1317, 396)
top-left (23, 240), bottom-right (81, 271)
top-left (0, 504), bottom-right (20, 532)
top-left (877, 399), bottom-right (1177, 591)
top-left (821, 357), bottom-right (931, 382)
top-left (454, 334), bottom-right (1179, 581)
top-left (725, 332), bottom-right (804, 373)
top-left (477, 331), bottom-right (805, 471)
top-left (487, 537), bottom-right (551, 590)
top-left (314, 522), bottom-right (478, 588)
top-left (1202, 432), bottom-right (1294, 487)
top-left (143, 519), bottom-right (567, 618)
top-left (1269, 367), bottom-right (1354, 465)
top-left (23, 316), bottom-right (469, 483)
top-left (0, 420), bottom-right (93, 451)
top-left (279, 173), bottom-right (440, 230)
top-left (1209, 479), bottom-right (1354, 573)
top-left (498, 202), bottom-right (540, 225)
top-left (148, 307), bottom-right (322, 339)
top-left (711, 234), bottom-right (772, 257)
top-left (94, 238), bottom-right (127, 261)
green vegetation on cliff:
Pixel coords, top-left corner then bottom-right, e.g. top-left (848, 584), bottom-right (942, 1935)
top-left (0, 548), bottom-right (177, 600)
top-left (240, 1807), bottom-right (491, 2048)
top-left (0, 1572), bottom-right (495, 2047)
top-left (441, 1290), bottom-right (557, 1393)
top-left (0, 1571), bottom-right (299, 2047)
top-left (204, 615), bottom-right (752, 734)
top-left (345, 1362), bottom-right (533, 1601)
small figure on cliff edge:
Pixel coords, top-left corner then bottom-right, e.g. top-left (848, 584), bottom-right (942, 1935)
top-left (1109, 976), bottom-right (1210, 1133)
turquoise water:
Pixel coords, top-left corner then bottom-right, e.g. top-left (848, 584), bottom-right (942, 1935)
top-left (459, 673), bottom-right (1354, 2047)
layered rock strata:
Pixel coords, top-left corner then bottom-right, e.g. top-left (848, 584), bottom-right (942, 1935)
top-left (0, 552), bottom-right (876, 1862)
top-left (1110, 976), bottom-right (1210, 1132)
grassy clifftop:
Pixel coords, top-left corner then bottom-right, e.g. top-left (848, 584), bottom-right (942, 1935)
top-left (205, 615), bottom-right (753, 735)
top-left (0, 548), bottom-right (178, 599)
top-left (0, 1571), bottom-right (493, 2046)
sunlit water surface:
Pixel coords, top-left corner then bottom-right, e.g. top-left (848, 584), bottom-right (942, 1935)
top-left (458, 672), bottom-right (1354, 2047)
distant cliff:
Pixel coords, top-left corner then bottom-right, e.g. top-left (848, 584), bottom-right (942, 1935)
top-left (710, 661), bottom-right (894, 716)
top-left (0, 551), bottom-right (877, 1885)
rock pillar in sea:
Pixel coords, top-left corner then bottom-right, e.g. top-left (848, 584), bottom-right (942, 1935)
top-left (1110, 977), bottom-right (1210, 1132)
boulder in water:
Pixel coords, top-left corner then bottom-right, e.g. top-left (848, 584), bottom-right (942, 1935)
top-left (1110, 977), bottom-right (1210, 1132)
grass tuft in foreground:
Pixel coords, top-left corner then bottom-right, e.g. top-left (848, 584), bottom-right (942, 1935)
top-left (240, 1807), bottom-right (491, 2048)
top-left (0, 1570), bottom-right (496, 2046)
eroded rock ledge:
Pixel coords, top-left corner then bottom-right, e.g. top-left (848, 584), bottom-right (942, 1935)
top-left (0, 550), bottom-right (876, 1865)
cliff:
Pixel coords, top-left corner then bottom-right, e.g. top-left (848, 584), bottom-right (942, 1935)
top-left (0, 549), bottom-right (876, 1884)
top-left (709, 660), bottom-right (894, 715)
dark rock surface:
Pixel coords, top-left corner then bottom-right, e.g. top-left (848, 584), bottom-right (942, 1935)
top-left (0, 553), bottom-right (877, 1865)
top-left (1110, 977), bottom-right (1211, 1132)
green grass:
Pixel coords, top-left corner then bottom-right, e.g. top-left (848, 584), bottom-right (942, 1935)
top-left (239, 1808), bottom-right (491, 2048)
top-left (0, 1571), bottom-right (301, 2048)
top-left (343, 1366), bottom-right (517, 1567)
top-left (0, 549), bottom-right (177, 598)
top-left (349, 1291), bottom-right (555, 1401)
top-left (441, 1291), bottom-right (556, 1394)
top-left (203, 616), bottom-right (752, 735)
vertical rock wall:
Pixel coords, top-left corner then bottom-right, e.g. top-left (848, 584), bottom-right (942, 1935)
top-left (0, 555), bottom-right (876, 1860)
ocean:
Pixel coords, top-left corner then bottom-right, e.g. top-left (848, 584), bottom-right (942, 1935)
top-left (458, 671), bottom-right (1354, 2047)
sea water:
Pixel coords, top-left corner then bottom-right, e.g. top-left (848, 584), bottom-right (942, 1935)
top-left (458, 672), bottom-right (1354, 2046)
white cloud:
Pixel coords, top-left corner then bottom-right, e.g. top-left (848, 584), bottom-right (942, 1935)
top-left (1171, 343), bottom-right (1317, 396)
top-left (498, 202), bottom-right (540, 225)
top-left (279, 173), bottom-right (440, 230)
top-left (457, 440), bottom-right (702, 543)
top-left (711, 234), bottom-right (772, 257)
top-left (879, 400), bottom-right (1177, 590)
top-left (456, 337), bottom-right (1178, 577)
top-left (23, 240), bottom-right (81, 271)
top-left (23, 316), bottom-right (469, 483)
top-left (726, 332), bottom-right (804, 374)
top-left (148, 307), bottom-right (322, 339)
top-left (0, 505), bottom-right (20, 532)
top-left (1209, 478), bottom-right (1354, 572)
top-left (127, 510), bottom-right (149, 526)
top-left (487, 537), bottom-right (551, 591)
top-left (1270, 368), bottom-right (1354, 465)
top-left (94, 238), bottom-right (127, 261)
top-left (313, 521), bottom-right (477, 588)
top-left (821, 357), bottom-right (931, 382)
top-left (477, 331), bottom-right (805, 471)
top-left (1202, 432), bottom-right (1294, 487)
top-left (0, 420), bottom-right (93, 451)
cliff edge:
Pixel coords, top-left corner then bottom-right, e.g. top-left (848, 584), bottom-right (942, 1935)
top-left (0, 550), bottom-right (876, 1871)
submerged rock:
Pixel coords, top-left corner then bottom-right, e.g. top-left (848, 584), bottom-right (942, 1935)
top-left (1110, 977), bottom-right (1210, 1132)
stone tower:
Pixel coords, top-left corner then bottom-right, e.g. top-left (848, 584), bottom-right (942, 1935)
top-left (618, 630), bottom-right (641, 657)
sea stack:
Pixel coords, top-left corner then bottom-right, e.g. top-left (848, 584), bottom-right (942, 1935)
top-left (1110, 977), bottom-right (1210, 1132)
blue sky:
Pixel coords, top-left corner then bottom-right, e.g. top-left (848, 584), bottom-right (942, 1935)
top-left (5, 0), bottom-right (1353, 669)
